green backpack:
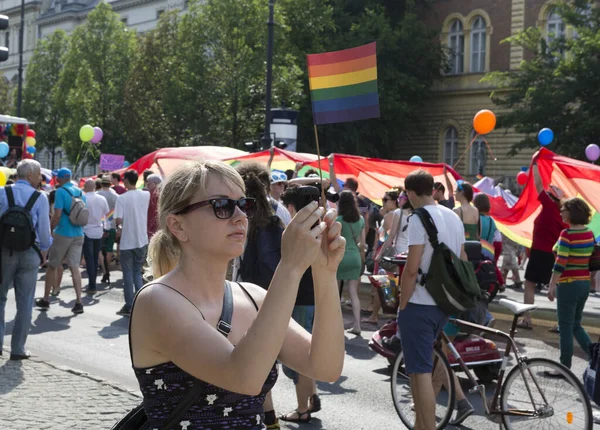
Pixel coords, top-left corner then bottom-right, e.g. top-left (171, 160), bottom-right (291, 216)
top-left (413, 208), bottom-right (481, 316)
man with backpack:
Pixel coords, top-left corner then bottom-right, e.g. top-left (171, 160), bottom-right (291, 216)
top-left (0, 159), bottom-right (52, 360)
top-left (36, 168), bottom-right (88, 314)
top-left (398, 169), bottom-right (469, 430)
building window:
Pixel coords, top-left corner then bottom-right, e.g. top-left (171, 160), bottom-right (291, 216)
top-left (121, 17), bottom-right (128, 25)
top-left (469, 131), bottom-right (487, 176)
top-left (443, 127), bottom-right (459, 166)
top-left (470, 16), bottom-right (486, 73)
top-left (448, 20), bottom-right (464, 75)
top-left (546, 10), bottom-right (565, 43)
top-left (157, 9), bottom-right (164, 19)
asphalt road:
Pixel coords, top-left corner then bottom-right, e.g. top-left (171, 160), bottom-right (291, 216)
top-left (2, 269), bottom-right (599, 429)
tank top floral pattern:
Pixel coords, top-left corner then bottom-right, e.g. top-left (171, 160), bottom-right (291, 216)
top-left (134, 361), bottom-right (277, 429)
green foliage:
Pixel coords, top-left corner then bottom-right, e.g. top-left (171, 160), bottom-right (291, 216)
top-left (0, 76), bottom-right (12, 114)
top-left (23, 0), bottom-right (444, 163)
top-left (484, 0), bottom-right (600, 158)
top-left (56, 2), bottom-right (136, 166)
top-left (22, 30), bottom-right (69, 155)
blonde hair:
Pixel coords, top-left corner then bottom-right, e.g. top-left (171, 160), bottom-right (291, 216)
top-left (147, 161), bottom-right (245, 278)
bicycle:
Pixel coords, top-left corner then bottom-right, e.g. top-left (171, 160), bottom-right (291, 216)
top-left (390, 298), bottom-right (593, 429)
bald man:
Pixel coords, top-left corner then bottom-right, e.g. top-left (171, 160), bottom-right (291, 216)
top-left (82, 179), bottom-right (109, 293)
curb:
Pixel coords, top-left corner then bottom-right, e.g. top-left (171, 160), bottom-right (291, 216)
top-left (1, 347), bottom-right (142, 399)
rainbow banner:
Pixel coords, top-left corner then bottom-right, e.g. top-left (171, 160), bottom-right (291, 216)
top-left (307, 42), bottom-right (380, 125)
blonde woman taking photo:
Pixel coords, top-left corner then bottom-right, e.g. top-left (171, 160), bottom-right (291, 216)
top-left (128, 161), bottom-right (346, 429)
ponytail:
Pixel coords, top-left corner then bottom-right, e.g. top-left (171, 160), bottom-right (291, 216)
top-left (147, 229), bottom-right (181, 279)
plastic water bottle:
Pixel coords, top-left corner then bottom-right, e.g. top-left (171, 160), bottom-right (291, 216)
top-left (378, 268), bottom-right (387, 276)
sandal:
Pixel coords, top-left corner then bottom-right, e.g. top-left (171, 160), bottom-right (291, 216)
top-left (308, 394), bottom-right (321, 413)
top-left (50, 288), bottom-right (60, 297)
top-left (279, 409), bottom-right (311, 423)
top-left (361, 317), bottom-right (378, 324)
top-left (346, 328), bottom-right (361, 336)
top-left (516, 320), bottom-right (533, 330)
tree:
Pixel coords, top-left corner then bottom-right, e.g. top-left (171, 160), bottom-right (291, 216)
top-left (122, 11), bottom-right (190, 157)
top-left (0, 76), bottom-right (12, 114)
top-left (22, 30), bottom-right (69, 166)
top-left (284, 0), bottom-right (446, 158)
top-left (56, 2), bottom-right (136, 166)
top-left (484, 0), bottom-right (600, 158)
top-left (193, 0), bottom-right (303, 147)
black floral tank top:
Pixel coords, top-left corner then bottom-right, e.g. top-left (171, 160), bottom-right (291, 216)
top-left (131, 283), bottom-right (278, 429)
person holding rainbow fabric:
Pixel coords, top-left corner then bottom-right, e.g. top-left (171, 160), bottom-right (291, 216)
top-left (547, 197), bottom-right (594, 375)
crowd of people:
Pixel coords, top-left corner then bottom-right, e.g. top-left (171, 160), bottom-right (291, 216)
top-left (0, 152), bottom-right (597, 429)
top-left (0, 160), bottom-right (162, 361)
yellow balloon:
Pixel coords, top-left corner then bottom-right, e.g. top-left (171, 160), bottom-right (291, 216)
top-left (79, 125), bottom-right (94, 142)
top-left (0, 170), bottom-right (6, 186)
top-left (25, 136), bottom-right (36, 147)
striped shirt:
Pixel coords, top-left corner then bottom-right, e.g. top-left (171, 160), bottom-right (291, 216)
top-left (553, 228), bottom-right (595, 281)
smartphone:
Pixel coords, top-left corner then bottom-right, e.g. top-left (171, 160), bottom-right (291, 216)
top-left (297, 185), bottom-right (321, 210)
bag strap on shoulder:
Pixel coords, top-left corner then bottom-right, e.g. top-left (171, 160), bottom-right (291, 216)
top-left (414, 208), bottom-right (439, 247)
top-left (128, 281), bottom-right (235, 429)
top-left (5, 186), bottom-right (15, 208)
top-left (25, 191), bottom-right (41, 212)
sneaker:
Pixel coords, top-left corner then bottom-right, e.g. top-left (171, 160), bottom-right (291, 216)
top-left (72, 303), bottom-right (84, 314)
top-left (450, 400), bottom-right (474, 426)
top-left (35, 298), bottom-right (50, 310)
top-left (116, 306), bottom-right (131, 316)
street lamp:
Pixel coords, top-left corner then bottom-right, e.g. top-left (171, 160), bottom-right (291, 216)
top-left (261, 0), bottom-right (275, 150)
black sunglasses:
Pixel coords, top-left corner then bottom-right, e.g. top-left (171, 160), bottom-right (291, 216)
top-left (175, 198), bottom-right (256, 219)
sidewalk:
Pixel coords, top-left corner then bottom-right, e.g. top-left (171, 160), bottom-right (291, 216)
top-left (0, 354), bottom-right (139, 429)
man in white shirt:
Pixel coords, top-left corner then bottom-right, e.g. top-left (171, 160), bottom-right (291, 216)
top-left (398, 169), bottom-right (467, 430)
top-left (115, 170), bottom-right (150, 316)
top-left (82, 179), bottom-right (109, 293)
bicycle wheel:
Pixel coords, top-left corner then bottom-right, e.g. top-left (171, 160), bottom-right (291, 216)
top-left (500, 357), bottom-right (593, 429)
top-left (390, 346), bottom-right (455, 429)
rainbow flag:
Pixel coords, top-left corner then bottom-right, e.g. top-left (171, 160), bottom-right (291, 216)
top-left (307, 42), bottom-right (380, 125)
top-left (106, 209), bottom-right (115, 222)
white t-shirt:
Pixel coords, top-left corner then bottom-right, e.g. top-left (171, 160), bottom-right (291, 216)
top-left (115, 189), bottom-right (150, 250)
top-left (394, 208), bottom-right (410, 254)
top-left (407, 204), bottom-right (465, 306)
top-left (271, 198), bottom-right (292, 226)
top-left (83, 192), bottom-right (109, 239)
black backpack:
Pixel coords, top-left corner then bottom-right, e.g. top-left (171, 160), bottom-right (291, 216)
top-left (0, 186), bottom-right (43, 282)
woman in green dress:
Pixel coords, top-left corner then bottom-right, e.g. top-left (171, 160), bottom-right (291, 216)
top-left (336, 190), bottom-right (365, 335)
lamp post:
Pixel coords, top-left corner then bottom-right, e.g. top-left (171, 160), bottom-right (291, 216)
top-left (16, 0), bottom-right (25, 116)
top-left (261, 0), bottom-right (275, 150)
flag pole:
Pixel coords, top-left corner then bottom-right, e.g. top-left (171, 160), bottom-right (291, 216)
top-left (313, 124), bottom-right (327, 206)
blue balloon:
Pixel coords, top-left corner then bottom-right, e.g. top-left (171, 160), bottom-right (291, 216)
top-left (0, 141), bottom-right (8, 158)
top-left (538, 128), bottom-right (554, 146)
top-left (410, 155), bottom-right (423, 163)
top-left (123, 161), bottom-right (130, 168)
top-left (26, 146), bottom-right (36, 154)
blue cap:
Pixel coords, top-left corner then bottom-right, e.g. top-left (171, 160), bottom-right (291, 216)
top-left (56, 168), bottom-right (72, 179)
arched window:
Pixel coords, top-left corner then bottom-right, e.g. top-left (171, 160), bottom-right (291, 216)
top-left (448, 20), bottom-right (464, 74)
top-left (470, 16), bottom-right (486, 73)
top-left (469, 131), bottom-right (487, 176)
top-left (443, 127), bottom-right (459, 166)
top-left (546, 10), bottom-right (565, 43)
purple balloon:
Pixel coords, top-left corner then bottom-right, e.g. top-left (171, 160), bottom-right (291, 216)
top-left (90, 127), bottom-right (103, 144)
top-left (586, 144), bottom-right (600, 162)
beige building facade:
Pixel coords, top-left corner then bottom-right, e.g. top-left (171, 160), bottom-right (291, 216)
top-left (402, 0), bottom-right (573, 186)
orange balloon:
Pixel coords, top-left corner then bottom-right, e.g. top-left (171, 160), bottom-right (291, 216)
top-left (473, 109), bottom-right (497, 135)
